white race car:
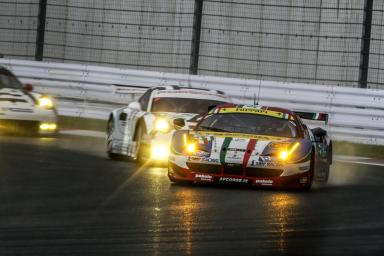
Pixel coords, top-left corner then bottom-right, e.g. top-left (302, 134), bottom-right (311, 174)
top-left (0, 67), bottom-right (58, 135)
top-left (106, 86), bottom-right (231, 164)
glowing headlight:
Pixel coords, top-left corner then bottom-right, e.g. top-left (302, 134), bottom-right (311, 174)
top-left (39, 123), bottom-right (57, 131)
top-left (38, 96), bottom-right (54, 109)
top-left (278, 142), bottom-right (300, 161)
top-left (183, 133), bottom-right (197, 154)
top-left (151, 144), bottom-right (170, 160)
top-left (154, 118), bottom-right (170, 133)
top-left (186, 143), bottom-right (196, 153)
top-left (278, 150), bottom-right (289, 161)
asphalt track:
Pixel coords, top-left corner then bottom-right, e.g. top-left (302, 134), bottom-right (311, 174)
top-left (0, 134), bottom-right (384, 256)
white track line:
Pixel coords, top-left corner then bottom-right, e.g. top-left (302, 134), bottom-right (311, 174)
top-left (60, 129), bottom-right (105, 138)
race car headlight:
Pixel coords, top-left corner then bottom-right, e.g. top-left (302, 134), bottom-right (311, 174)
top-left (183, 133), bottom-right (197, 154)
top-left (154, 118), bottom-right (171, 133)
top-left (151, 144), bottom-right (170, 160)
top-left (38, 96), bottom-right (54, 110)
top-left (278, 142), bottom-right (300, 161)
top-left (186, 143), bottom-right (196, 154)
top-left (39, 123), bottom-right (57, 131)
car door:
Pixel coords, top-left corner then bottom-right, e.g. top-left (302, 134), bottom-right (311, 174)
top-left (120, 88), bottom-right (153, 156)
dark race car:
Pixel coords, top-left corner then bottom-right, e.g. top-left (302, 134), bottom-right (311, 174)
top-left (168, 104), bottom-right (332, 190)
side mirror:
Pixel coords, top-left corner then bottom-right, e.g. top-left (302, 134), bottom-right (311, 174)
top-left (128, 101), bottom-right (141, 110)
top-left (207, 105), bottom-right (217, 112)
top-left (119, 112), bottom-right (127, 121)
top-left (312, 127), bottom-right (327, 138)
top-left (173, 118), bottom-right (185, 130)
top-left (23, 83), bottom-right (34, 92)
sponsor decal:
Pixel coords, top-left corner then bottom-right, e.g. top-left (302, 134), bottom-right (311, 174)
top-left (190, 157), bottom-right (219, 163)
top-left (195, 174), bottom-right (213, 181)
top-left (196, 151), bottom-right (210, 157)
top-left (219, 177), bottom-right (248, 183)
top-left (202, 157), bottom-right (219, 163)
top-left (227, 148), bottom-right (246, 152)
top-left (218, 107), bottom-right (285, 119)
top-left (250, 157), bottom-right (282, 167)
top-left (189, 156), bottom-right (202, 161)
top-left (254, 179), bottom-right (274, 185)
top-left (197, 131), bottom-right (284, 141)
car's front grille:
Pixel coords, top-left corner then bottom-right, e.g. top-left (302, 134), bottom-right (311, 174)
top-left (186, 162), bottom-right (221, 174)
top-left (187, 161), bottom-right (284, 178)
top-left (245, 167), bottom-right (283, 178)
top-left (223, 163), bottom-right (242, 175)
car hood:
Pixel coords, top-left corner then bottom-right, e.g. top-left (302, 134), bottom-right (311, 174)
top-left (0, 88), bottom-right (35, 108)
top-left (153, 112), bottom-right (197, 120)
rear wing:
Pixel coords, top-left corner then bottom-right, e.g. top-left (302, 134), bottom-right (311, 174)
top-left (295, 111), bottom-right (328, 124)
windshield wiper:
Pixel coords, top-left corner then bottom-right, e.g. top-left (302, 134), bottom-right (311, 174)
top-left (198, 126), bottom-right (230, 132)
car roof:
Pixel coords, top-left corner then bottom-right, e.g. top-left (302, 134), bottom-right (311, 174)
top-left (152, 85), bottom-right (224, 94)
top-left (151, 86), bottom-right (230, 101)
top-left (211, 104), bottom-right (296, 116)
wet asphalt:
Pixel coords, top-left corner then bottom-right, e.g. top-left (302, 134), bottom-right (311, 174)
top-left (0, 135), bottom-right (383, 256)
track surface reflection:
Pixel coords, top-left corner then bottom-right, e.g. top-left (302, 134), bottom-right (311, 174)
top-left (0, 135), bottom-right (383, 255)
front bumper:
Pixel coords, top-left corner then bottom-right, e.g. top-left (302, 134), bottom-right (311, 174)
top-left (0, 119), bottom-right (57, 135)
top-left (0, 106), bottom-right (58, 135)
top-left (145, 132), bottom-right (174, 165)
top-left (168, 159), bottom-right (311, 189)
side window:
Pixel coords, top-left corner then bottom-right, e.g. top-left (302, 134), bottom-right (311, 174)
top-left (302, 124), bottom-right (311, 140)
top-left (138, 89), bottom-right (152, 111)
top-left (296, 116), bottom-right (310, 139)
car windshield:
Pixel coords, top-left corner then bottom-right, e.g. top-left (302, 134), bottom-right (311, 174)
top-left (151, 97), bottom-right (227, 114)
top-left (197, 113), bottom-right (298, 138)
top-left (0, 70), bottom-right (23, 90)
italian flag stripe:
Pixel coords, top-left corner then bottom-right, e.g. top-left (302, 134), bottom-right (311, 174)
top-left (220, 137), bottom-right (232, 164)
top-left (242, 139), bottom-right (257, 176)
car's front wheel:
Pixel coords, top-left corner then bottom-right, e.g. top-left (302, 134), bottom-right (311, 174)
top-left (106, 118), bottom-right (123, 160)
top-left (299, 152), bottom-right (315, 191)
top-left (134, 123), bottom-right (148, 164)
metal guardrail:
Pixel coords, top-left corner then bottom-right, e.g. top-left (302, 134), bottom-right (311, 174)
top-left (1, 59), bottom-right (384, 145)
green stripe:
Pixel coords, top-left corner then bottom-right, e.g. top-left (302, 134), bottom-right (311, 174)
top-left (220, 137), bottom-right (232, 164)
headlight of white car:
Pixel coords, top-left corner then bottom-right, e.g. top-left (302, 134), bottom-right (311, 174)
top-left (38, 96), bottom-right (54, 110)
top-left (154, 118), bottom-right (171, 133)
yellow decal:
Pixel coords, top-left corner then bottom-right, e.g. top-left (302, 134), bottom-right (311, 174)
top-left (219, 107), bottom-right (285, 119)
top-left (196, 131), bottom-right (286, 141)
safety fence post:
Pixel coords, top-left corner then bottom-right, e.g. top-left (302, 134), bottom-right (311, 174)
top-left (359, 0), bottom-right (374, 88)
top-left (35, 0), bottom-right (47, 61)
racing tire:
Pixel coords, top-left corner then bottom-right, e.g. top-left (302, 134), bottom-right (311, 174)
top-left (106, 118), bottom-right (124, 160)
top-left (299, 153), bottom-right (315, 191)
top-left (134, 123), bottom-right (147, 164)
top-left (323, 163), bottom-right (330, 183)
top-left (324, 144), bottom-right (332, 183)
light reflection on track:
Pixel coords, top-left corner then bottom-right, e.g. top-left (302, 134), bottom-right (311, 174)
top-left (0, 135), bottom-right (383, 255)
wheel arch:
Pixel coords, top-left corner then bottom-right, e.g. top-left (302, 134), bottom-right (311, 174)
top-left (133, 117), bottom-right (147, 141)
top-left (328, 141), bottom-right (333, 165)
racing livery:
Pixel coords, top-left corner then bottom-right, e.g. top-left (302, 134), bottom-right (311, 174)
top-left (0, 67), bottom-right (58, 135)
top-left (168, 104), bottom-right (332, 190)
top-left (106, 86), bottom-right (231, 163)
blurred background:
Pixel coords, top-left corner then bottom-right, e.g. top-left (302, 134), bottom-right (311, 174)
top-left (1, 0), bottom-right (384, 89)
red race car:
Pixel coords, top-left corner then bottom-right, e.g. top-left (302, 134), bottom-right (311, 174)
top-left (168, 104), bottom-right (332, 190)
